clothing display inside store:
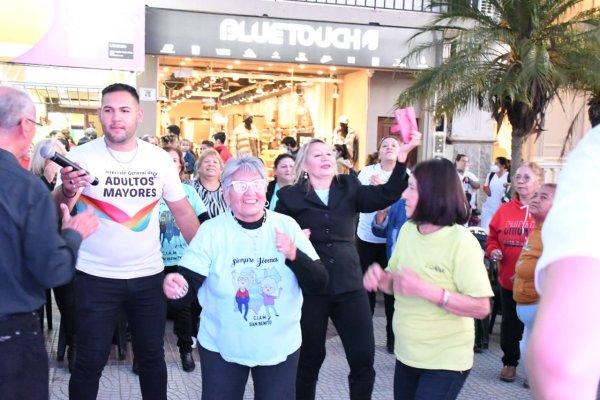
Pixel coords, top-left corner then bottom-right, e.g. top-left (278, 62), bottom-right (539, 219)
top-left (158, 56), bottom-right (354, 170)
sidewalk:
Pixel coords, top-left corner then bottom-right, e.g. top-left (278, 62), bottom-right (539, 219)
top-left (47, 302), bottom-right (535, 399)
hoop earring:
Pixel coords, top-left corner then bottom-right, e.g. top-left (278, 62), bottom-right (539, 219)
top-left (264, 200), bottom-right (270, 209)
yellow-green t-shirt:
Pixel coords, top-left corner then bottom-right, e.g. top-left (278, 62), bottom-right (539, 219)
top-left (387, 222), bottom-right (493, 371)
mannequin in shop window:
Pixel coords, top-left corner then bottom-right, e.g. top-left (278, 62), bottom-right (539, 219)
top-left (333, 115), bottom-right (358, 167)
top-left (230, 113), bottom-right (259, 157)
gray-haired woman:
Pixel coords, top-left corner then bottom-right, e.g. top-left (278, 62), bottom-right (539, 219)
top-left (163, 155), bottom-right (328, 400)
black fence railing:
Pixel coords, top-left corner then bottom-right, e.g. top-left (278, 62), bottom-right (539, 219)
top-left (278, 0), bottom-right (455, 13)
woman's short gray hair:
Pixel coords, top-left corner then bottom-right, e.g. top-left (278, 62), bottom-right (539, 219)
top-left (221, 155), bottom-right (268, 189)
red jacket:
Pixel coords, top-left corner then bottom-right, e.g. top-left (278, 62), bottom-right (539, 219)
top-left (486, 196), bottom-right (535, 290)
top-left (214, 145), bottom-right (232, 164)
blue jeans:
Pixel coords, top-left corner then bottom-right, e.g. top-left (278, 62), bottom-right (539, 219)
top-left (516, 303), bottom-right (538, 374)
top-left (394, 360), bottom-right (470, 400)
top-left (199, 345), bottom-right (300, 400)
top-left (69, 271), bottom-right (167, 400)
top-left (0, 313), bottom-right (48, 400)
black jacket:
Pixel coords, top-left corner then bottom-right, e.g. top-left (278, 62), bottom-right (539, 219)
top-left (0, 149), bottom-right (82, 313)
top-left (275, 161), bottom-right (408, 295)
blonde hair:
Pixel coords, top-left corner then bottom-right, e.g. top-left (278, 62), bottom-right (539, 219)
top-left (293, 138), bottom-right (337, 186)
top-left (29, 139), bottom-right (66, 177)
top-left (517, 161), bottom-right (544, 185)
top-left (197, 148), bottom-right (224, 172)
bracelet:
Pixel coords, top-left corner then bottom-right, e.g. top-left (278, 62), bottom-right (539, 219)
top-left (61, 185), bottom-right (77, 198)
top-left (438, 289), bottom-right (451, 308)
top-left (437, 288), bottom-right (445, 307)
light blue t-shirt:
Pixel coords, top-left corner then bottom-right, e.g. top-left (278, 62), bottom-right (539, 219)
top-left (314, 188), bottom-right (330, 206)
top-left (159, 183), bottom-right (207, 266)
top-left (268, 182), bottom-right (280, 211)
top-left (179, 210), bottom-right (319, 367)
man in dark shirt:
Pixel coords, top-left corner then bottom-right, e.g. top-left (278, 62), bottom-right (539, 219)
top-left (281, 136), bottom-right (299, 158)
top-left (0, 86), bottom-right (98, 399)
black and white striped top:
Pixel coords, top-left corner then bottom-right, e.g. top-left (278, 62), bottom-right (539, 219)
top-left (185, 180), bottom-right (229, 219)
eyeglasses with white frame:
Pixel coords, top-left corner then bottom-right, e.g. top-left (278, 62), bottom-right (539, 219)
top-left (230, 179), bottom-right (268, 194)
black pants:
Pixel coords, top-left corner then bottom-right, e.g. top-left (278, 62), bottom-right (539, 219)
top-left (164, 266), bottom-right (196, 353)
top-left (0, 312), bottom-right (48, 399)
top-left (296, 290), bottom-right (375, 400)
top-left (54, 281), bottom-right (76, 347)
top-left (69, 271), bottom-right (167, 400)
top-left (500, 287), bottom-right (524, 367)
top-left (356, 237), bottom-right (395, 343)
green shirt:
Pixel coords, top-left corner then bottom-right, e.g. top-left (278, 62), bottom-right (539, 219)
top-left (388, 222), bottom-right (493, 371)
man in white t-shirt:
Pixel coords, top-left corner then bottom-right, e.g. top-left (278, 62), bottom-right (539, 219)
top-left (53, 83), bottom-right (200, 400)
top-left (527, 124), bottom-right (600, 400)
top-left (455, 153), bottom-right (480, 210)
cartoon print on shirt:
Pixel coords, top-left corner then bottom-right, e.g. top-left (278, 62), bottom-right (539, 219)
top-left (159, 210), bottom-right (181, 245)
top-left (259, 277), bottom-right (282, 320)
top-left (232, 269), bottom-right (255, 321)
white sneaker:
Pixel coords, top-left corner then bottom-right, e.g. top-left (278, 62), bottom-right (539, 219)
top-left (191, 336), bottom-right (198, 349)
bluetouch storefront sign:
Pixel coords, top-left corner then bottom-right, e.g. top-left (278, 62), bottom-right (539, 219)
top-left (146, 8), bottom-right (429, 69)
top-left (219, 19), bottom-right (379, 51)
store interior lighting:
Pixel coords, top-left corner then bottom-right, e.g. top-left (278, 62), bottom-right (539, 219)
top-left (159, 57), bottom-right (347, 112)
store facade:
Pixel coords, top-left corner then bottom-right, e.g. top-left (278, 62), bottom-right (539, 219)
top-left (142, 5), bottom-right (441, 168)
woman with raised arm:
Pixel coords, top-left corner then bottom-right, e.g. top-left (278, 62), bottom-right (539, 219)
top-left (275, 132), bottom-right (420, 400)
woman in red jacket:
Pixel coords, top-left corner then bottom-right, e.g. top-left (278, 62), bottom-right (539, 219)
top-left (486, 161), bottom-right (543, 383)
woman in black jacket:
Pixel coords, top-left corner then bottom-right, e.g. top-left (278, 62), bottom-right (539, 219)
top-left (275, 133), bottom-right (420, 400)
top-left (266, 153), bottom-right (295, 210)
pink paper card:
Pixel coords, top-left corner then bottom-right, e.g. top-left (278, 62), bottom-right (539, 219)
top-left (391, 107), bottom-right (417, 143)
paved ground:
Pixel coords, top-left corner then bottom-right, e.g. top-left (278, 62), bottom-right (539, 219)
top-left (45, 296), bottom-right (539, 400)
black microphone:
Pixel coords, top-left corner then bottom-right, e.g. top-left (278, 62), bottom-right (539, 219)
top-left (40, 143), bottom-right (99, 186)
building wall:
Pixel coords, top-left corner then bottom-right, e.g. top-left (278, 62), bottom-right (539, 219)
top-left (145, 0), bottom-right (437, 28)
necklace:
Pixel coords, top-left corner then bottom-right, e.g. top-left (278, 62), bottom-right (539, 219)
top-left (232, 211), bottom-right (267, 267)
top-left (105, 138), bottom-right (139, 170)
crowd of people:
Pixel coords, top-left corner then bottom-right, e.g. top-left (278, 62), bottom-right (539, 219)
top-left (2, 81), bottom-right (599, 400)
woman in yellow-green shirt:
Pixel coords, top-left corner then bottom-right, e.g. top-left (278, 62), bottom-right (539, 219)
top-left (364, 158), bottom-right (494, 400)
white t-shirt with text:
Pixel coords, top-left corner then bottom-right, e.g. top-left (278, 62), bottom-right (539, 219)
top-left (58, 138), bottom-right (185, 279)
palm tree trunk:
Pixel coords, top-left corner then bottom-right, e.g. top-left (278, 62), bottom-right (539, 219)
top-left (505, 133), bottom-right (524, 198)
top-left (510, 133), bottom-right (524, 173)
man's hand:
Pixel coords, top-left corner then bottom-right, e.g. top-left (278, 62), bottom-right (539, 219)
top-left (59, 165), bottom-right (92, 197)
top-left (61, 205), bottom-right (98, 239)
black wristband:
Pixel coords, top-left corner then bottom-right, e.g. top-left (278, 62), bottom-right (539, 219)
top-left (61, 185), bottom-right (77, 198)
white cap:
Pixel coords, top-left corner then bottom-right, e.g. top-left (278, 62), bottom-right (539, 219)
top-left (339, 115), bottom-right (349, 124)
